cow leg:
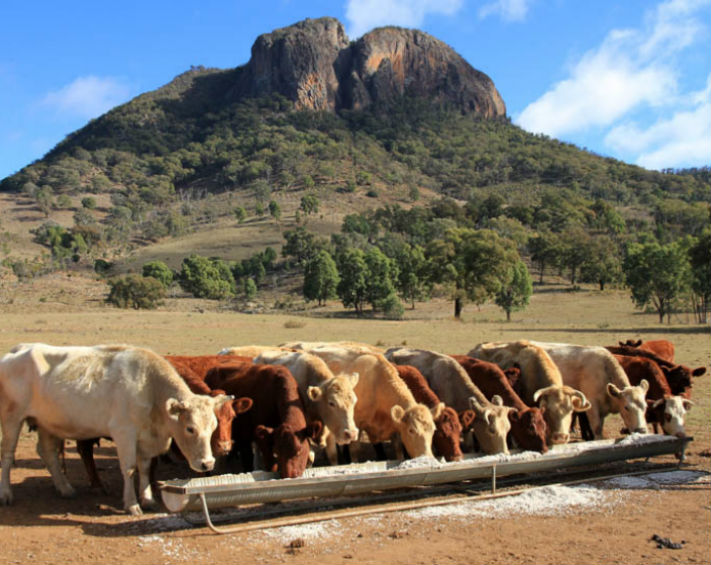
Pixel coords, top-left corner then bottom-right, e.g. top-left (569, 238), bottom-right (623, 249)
top-left (76, 439), bottom-right (106, 492)
top-left (36, 428), bottom-right (76, 498)
top-left (0, 411), bottom-right (25, 505)
top-left (135, 455), bottom-right (158, 511)
top-left (585, 407), bottom-right (605, 439)
top-left (111, 430), bottom-right (141, 515)
top-left (337, 444), bottom-right (352, 465)
top-left (374, 442), bottom-right (389, 461)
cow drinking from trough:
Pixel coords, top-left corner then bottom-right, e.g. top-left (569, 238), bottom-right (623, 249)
top-left (0, 343), bottom-right (231, 515)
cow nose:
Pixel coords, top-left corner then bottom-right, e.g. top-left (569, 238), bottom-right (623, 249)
top-left (343, 430), bottom-right (353, 441)
top-left (551, 432), bottom-right (569, 444)
top-left (201, 458), bottom-right (215, 472)
top-left (675, 431), bottom-right (687, 439)
top-left (217, 440), bottom-right (233, 454)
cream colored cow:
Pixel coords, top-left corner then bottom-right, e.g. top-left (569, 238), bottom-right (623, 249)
top-left (0, 343), bottom-right (230, 515)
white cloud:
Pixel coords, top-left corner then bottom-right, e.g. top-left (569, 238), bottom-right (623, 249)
top-left (605, 75), bottom-right (711, 169)
top-left (344, 0), bottom-right (463, 39)
top-left (41, 76), bottom-right (132, 119)
top-left (478, 0), bottom-right (532, 22)
top-left (515, 0), bottom-right (711, 169)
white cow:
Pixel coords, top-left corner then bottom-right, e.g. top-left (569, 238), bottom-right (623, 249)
top-left (0, 343), bottom-right (232, 515)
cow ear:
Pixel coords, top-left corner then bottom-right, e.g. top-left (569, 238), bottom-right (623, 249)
top-left (254, 425), bottom-right (274, 440)
top-left (459, 410), bottom-right (476, 429)
top-left (308, 420), bottom-right (324, 442)
top-left (639, 379), bottom-right (649, 393)
top-left (307, 386), bottom-right (323, 402)
top-left (692, 367), bottom-right (706, 377)
top-left (431, 402), bottom-right (445, 420)
top-left (508, 408), bottom-right (521, 422)
top-left (391, 405), bottom-right (405, 423)
top-left (233, 397), bottom-right (253, 414)
top-left (348, 372), bottom-right (360, 387)
top-left (682, 399), bottom-right (694, 411)
top-left (166, 398), bottom-right (187, 419)
top-left (661, 365), bottom-right (671, 376)
top-left (607, 383), bottom-right (622, 398)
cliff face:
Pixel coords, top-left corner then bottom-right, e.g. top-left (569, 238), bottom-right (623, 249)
top-left (237, 17), bottom-right (506, 117)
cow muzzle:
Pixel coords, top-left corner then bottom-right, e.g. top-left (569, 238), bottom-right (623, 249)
top-left (200, 458), bottom-right (216, 472)
top-left (551, 432), bottom-right (570, 444)
top-left (215, 440), bottom-right (233, 456)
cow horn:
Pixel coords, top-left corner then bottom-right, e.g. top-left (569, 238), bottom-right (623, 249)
top-left (533, 386), bottom-right (556, 404)
top-left (651, 398), bottom-right (665, 409)
top-left (491, 395), bottom-right (504, 407)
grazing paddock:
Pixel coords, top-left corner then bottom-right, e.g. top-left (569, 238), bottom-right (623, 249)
top-left (0, 287), bottom-right (708, 564)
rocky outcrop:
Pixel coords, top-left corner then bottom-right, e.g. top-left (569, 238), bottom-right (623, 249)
top-left (234, 17), bottom-right (506, 117)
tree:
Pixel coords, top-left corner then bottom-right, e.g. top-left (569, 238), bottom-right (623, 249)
top-left (142, 260), bottom-right (174, 288)
top-left (495, 260), bottom-right (533, 321)
top-left (426, 228), bottom-right (518, 319)
top-left (81, 196), bottom-right (97, 210)
top-left (233, 206), bottom-right (247, 224)
top-left (336, 247), bottom-right (368, 314)
top-left (179, 254), bottom-right (235, 300)
top-left (364, 247), bottom-right (398, 311)
top-left (688, 230), bottom-right (711, 323)
top-left (268, 199), bottom-right (281, 222)
top-left (299, 194), bottom-right (319, 216)
top-left (282, 227), bottom-right (323, 266)
top-left (107, 275), bottom-right (165, 309)
top-left (303, 249), bottom-right (340, 305)
top-left (580, 235), bottom-right (622, 291)
top-left (243, 277), bottom-right (257, 300)
top-left (558, 226), bottom-right (592, 285)
top-left (623, 240), bottom-right (690, 323)
top-left (528, 231), bottom-right (561, 284)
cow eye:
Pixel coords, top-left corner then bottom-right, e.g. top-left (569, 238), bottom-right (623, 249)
top-left (665, 414), bottom-right (672, 422)
top-left (186, 426), bottom-right (196, 434)
top-left (328, 401), bottom-right (336, 408)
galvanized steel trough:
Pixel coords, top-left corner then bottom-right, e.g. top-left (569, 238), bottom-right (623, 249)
top-left (159, 434), bottom-right (690, 520)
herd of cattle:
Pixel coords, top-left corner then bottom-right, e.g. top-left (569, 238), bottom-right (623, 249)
top-left (0, 338), bottom-right (704, 516)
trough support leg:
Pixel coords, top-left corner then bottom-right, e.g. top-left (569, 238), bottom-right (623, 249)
top-left (491, 464), bottom-right (497, 494)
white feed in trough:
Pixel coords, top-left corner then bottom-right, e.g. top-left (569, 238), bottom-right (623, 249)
top-left (159, 434), bottom-right (690, 530)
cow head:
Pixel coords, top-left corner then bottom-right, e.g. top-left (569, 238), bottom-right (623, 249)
top-left (207, 391), bottom-right (252, 457)
top-left (165, 395), bottom-right (234, 472)
top-left (533, 385), bottom-right (590, 445)
top-left (650, 396), bottom-right (692, 438)
top-left (509, 406), bottom-right (548, 453)
top-left (390, 403), bottom-right (439, 459)
top-left (431, 405), bottom-right (463, 461)
top-left (607, 379), bottom-right (649, 434)
top-left (468, 395), bottom-right (514, 455)
top-left (255, 421), bottom-right (323, 479)
top-left (307, 372), bottom-right (359, 446)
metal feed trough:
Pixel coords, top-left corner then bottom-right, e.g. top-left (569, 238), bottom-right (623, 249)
top-left (159, 434), bottom-right (690, 532)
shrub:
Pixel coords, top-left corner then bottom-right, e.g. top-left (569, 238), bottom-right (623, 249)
top-left (81, 196), bottom-right (97, 209)
top-left (179, 254), bottom-right (235, 300)
top-left (107, 275), bottom-right (165, 309)
top-left (380, 293), bottom-right (405, 319)
top-left (142, 260), bottom-right (174, 288)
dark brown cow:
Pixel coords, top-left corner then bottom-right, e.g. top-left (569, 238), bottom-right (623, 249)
top-left (205, 363), bottom-right (321, 479)
top-left (619, 339), bottom-right (675, 363)
top-left (76, 355), bottom-right (253, 490)
top-left (394, 365), bottom-right (463, 462)
top-left (605, 345), bottom-right (705, 398)
top-left (451, 355), bottom-right (548, 453)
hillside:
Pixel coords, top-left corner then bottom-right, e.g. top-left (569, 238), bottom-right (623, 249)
top-left (0, 17), bottom-right (708, 286)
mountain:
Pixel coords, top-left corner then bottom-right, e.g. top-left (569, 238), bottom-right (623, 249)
top-left (0, 17), bottom-right (708, 270)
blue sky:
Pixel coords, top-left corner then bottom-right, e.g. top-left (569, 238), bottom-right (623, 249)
top-left (1, 0), bottom-right (709, 180)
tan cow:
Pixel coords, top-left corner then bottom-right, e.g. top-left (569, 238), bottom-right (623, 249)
top-left (528, 341), bottom-right (649, 439)
top-left (298, 346), bottom-right (442, 460)
top-left (0, 343), bottom-right (231, 515)
top-left (253, 349), bottom-right (359, 464)
top-left (384, 347), bottom-right (514, 455)
top-left (468, 341), bottom-right (591, 444)
top-left (280, 341), bottom-right (385, 354)
top-left (218, 345), bottom-right (294, 358)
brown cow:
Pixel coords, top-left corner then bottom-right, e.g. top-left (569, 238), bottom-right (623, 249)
top-left (394, 365), bottom-right (464, 462)
top-left (619, 339), bottom-right (675, 362)
top-left (605, 344), bottom-right (705, 398)
top-left (204, 362), bottom-right (321, 478)
top-left (450, 355), bottom-right (548, 453)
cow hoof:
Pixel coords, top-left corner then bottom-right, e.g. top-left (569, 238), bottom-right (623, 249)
top-left (127, 504), bottom-right (143, 516)
top-left (140, 498), bottom-right (159, 512)
top-left (0, 491), bottom-right (13, 506)
top-left (58, 487), bottom-right (77, 499)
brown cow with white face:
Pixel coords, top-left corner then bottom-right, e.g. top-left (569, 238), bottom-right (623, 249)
top-left (468, 341), bottom-right (590, 445)
top-left (253, 349), bottom-right (359, 464)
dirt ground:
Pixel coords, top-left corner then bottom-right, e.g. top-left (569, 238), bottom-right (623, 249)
top-left (0, 282), bottom-right (709, 565)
